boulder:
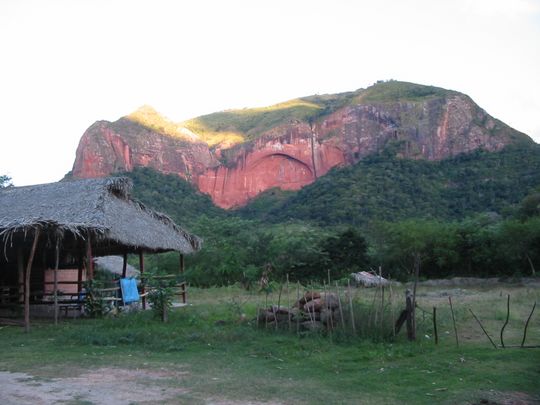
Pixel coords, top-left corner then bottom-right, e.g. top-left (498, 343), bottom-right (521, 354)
top-left (351, 271), bottom-right (389, 287)
top-left (271, 305), bottom-right (292, 315)
top-left (304, 298), bottom-right (323, 313)
top-left (296, 291), bottom-right (321, 307)
top-left (322, 293), bottom-right (340, 310)
top-left (320, 309), bottom-right (333, 325)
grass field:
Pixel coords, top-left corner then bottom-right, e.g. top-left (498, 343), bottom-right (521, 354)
top-left (1, 281), bottom-right (539, 404)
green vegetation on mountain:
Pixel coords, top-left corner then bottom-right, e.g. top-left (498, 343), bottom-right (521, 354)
top-left (125, 81), bottom-right (473, 150)
top-left (238, 144), bottom-right (540, 225)
top-left (183, 88), bottom-right (366, 141)
top-left (181, 81), bottom-right (462, 143)
top-left (125, 167), bottom-right (224, 230)
top-left (359, 80), bottom-right (457, 103)
top-left (123, 143), bottom-right (540, 285)
top-left (183, 99), bottom-right (322, 143)
top-left (127, 105), bottom-right (245, 147)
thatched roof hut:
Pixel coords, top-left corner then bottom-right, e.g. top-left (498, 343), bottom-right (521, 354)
top-left (0, 177), bottom-right (201, 330)
top-left (0, 177), bottom-right (201, 255)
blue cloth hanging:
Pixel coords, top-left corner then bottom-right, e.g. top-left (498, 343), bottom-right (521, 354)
top-left (120, 278), bottom-right (140, 304)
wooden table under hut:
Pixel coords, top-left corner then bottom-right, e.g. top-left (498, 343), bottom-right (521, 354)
top-left (0, 177), bottom-right (201, 331)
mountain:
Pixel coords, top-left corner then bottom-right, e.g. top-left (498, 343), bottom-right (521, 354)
top-left (123, 144), bottom-right (540, 228)
top-left (71, 81), bottom-right (534, 208)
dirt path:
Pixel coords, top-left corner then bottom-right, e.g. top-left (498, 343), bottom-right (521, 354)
top-left (0, 367), bottom-right (189, 404)
top-left (0, 368), bottom-right (284, 405)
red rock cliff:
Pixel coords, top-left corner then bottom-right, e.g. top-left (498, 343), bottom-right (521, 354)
top-left (72, 118), bottom-right (218, 181)
top-left (71, 85), bottom-right (532, 208)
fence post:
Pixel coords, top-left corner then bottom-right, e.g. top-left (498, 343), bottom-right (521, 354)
top-left (433, 306), bottom-right (438, 344)
top-left (406, 289), bottom-right (414, 341)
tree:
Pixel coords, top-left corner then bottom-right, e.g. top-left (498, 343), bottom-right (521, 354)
top-left (0, 175), bottom-right (12, 188)
top-left (321, 228), bottom-right (369, 278)
top-left (517, 189), bottom-right (540, 220)
top-left (498, 218), bottom-right (540, 276)
top-left (267, 224), bottom-right (330, 282)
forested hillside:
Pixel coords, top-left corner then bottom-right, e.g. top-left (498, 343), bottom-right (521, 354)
top-left (238, 144), bottom-right (540, 225)
top-left (124, 144), bottom-right (540, 285)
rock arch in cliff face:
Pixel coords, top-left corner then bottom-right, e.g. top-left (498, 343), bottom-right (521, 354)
top-left (247, 152), bottom-right (315, 191)
top-left (248, 152), bottom-right (313, 175)
top-left (197, 151), bottom-right (317, 209)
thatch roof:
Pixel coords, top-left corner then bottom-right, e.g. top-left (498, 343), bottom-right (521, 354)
top-left (0, 177), bottom-right (201, 254)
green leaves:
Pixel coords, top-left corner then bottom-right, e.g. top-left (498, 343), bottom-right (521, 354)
top-left (0, 175), bottom-right (12, 188)
top-left (145, 274), bottom-right (181, 322)
top-left (238, 145), bottom-right (540, 226)
top-left (123, 147), bottom-right (540, 285)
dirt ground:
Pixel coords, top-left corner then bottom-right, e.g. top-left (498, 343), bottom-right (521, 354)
top-left (1, 368), bottom-right (536, 405)
top-left (0, 368), bottom-right (282, 405)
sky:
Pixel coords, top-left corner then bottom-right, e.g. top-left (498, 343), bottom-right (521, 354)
top-left (1, 0), bottom-right (539, 186)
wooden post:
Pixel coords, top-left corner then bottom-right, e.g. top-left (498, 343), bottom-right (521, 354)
top-left (286, 274), bottom-right (291, 332)
top-left (179, 253), bottom-right (186, 303)
top-left (347, 279), bottom-right (356, 336)
top-left (139, 250), bottom-right (146, 310)
top-left (256, 291), bottom-right (261, 329)
top-left (122, 252), bottom-right (128, 278)
top-left (24, 227), bottom-right (41, 333)
top-left (264, 290), bottom-right (269, 329)
top-left (86, 232), bottom-right (94, 281)
top-left (469, 308), bottom-right (497, 349)
top-left (521, 301), bottom-right (537, 348)
top-left (17, 247), bottom-right (24, 303)
top-left (500, 294), bottom-right (510, 348)
top-left (448, 296), bottom-right (459, 347)
top-left (389, 279), bottom-right (396, 337)
top-left (275, 283), bottom-right (283, 331)
top-left (162, 303), bottom-right (168, 323)
top-left (406, 289), bottom-right (414, 341)
top-left (368, 285), bottom-right (377, 330)
top-left (323, 281), bottom-right (332, 335)
top-left (54, 239), bottom-right (60, 326)
top-left (433, 307), bottom-right (438, 345)
top-left (379, 266), bottom-right (384, 337)
top-left (296, 282), bottom-right (300, 336)
top-left (310, 284), bottom-right (315, 327)
top-left (77, 254), bottom-right (83, 294)
top-left (411, 254), bottom-right (420, 338)
top-left (336, 282), bottom-right (345, 331)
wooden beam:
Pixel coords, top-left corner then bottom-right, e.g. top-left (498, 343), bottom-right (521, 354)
top-left (17, 247), bottom-right (24, 303)
top-left (53, 239), bottom-right (60, 326)
top-left (406, 289), bottom-right (414, 341)
top-left (77, 253), bottom-right (83, 294)
top-left (122, 252), bottom-right (128, 278)
top-left (24, 227), bottom-right (41, 333)
top-left (86, 232), bottom-right (94, 280)
top-left (139, 250), bottom-right (146, 310)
